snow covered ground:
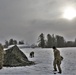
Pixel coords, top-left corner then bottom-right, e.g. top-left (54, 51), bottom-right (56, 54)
top-left (0, 47), bottom-right (76, 75)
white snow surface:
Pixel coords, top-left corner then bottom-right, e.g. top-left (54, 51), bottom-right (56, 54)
top-left (0, 47), bottom-right (76, 75)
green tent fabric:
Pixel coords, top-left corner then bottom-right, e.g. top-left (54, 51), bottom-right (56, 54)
top-left (4, 45), bottom-right (34, 67)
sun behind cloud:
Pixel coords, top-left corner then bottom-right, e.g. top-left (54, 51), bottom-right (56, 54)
top-left (62, 6), bottom-right (76, 20)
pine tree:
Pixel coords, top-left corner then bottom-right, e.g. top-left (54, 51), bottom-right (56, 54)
top-left (38, 33), bottom-right (45, 48)
top-left (46, 34), bottom-right (52, 48)
top-left (9, 39), bottom-right (14, 45)
top-left (4, 40), bottom-right (9, 48)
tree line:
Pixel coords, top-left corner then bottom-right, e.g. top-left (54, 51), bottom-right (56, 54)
top-left (4, 39), bottom-right (24, 48)
top-left (38, 33), bottom-right (76, 48)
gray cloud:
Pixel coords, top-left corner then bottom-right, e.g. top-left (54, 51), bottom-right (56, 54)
top-left (0, 0), bottom-right (76, 44)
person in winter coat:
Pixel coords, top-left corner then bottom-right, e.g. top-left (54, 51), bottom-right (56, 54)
top-left (52, 46), bottom-right (63, 74)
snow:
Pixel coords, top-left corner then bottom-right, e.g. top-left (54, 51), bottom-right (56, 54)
top-left (1, 47), bottom-right (76, 75)
top-left (4, 45), bottom-right (14, 50)
top-left (4, 44), bottom-right (31, 50)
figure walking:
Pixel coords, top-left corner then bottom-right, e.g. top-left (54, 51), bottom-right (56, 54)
top-left (52, 46), bottom-right (63, 74)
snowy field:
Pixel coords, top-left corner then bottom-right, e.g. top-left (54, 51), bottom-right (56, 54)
top-left (0, 47), bottom-right (76, 75)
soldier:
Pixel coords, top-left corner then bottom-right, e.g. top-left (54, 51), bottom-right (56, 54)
top-left (0, 43), bottom-right (5, 69)
top-left (52, 46), bottom-right (63, 74)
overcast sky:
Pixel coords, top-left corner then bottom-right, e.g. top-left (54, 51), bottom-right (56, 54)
top-left (0, 0), bottom-right (76, 44)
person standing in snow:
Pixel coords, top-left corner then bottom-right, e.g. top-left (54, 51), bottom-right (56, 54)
top-left (52, 46), bottom-right (63, 74)
top-left (0, 43), bottom-right (5, 69)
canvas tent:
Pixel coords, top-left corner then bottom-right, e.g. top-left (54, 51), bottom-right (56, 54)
top-left (4, 45), bottom-right (34, 67)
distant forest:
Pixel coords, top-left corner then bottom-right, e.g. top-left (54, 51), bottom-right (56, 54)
top-left (3, 33), bottom-right (76, 48)
top-left (4, 39), bottom-right (25, 48)
top-left (37, 33), bottom-right (76, 48)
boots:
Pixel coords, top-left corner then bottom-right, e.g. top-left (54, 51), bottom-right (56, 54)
top-left (58, 71), bottom-right (62, 74)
